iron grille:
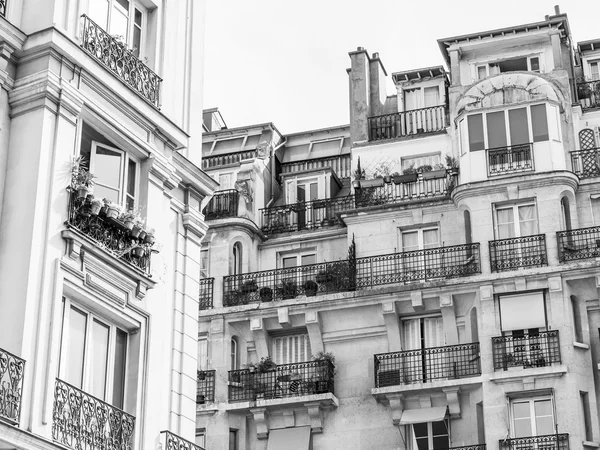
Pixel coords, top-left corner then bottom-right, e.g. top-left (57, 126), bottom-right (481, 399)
top-left (487, 143), bottom-right (534, 176)
top-left (0, 347), bottom-right (25, 425)
top-left (374, 343), bottom-right (480, 387)
top-left (160, 430), bottom-right (205, 450)
top-left (80, 15), bottom-right (161, 107)
top-left (578, 79), bottom-right (600, 110)
top-left (492, 330), bottom-right (561, 370)
top-left (499, 433), bottom-right (569, 450)
top-left (557, 226), bottom-right (600, 262)
top-left (368, 105), bottom-right (448, 141)
top-left (202, 149), bottom-right (257, 169)
top-left (447, 446), bottom-right (486, 450)
top-left (199, 278), bottom-right (214, 310)
top-left (280, 154), bottom-right (352, 179)
top-left (489, 234), bottom-right (547, 272)
top-left (203, 189), bottom-right (239, 220)
top-left (356, 243), bottom-right (480, 287)
top-left (228, 360), bottom-right (334, 402)
top-left (196, 370), bottom-right (215, 404)
top-left (0, 0), bottom-right (5, 17)
top-left (570, 148), bottom-right (600, 179)
top-left (52, 378), bottom-right (135, 450)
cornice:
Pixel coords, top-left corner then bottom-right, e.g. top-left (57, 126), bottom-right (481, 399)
top-left (206, 217), bottom-right (265, 241)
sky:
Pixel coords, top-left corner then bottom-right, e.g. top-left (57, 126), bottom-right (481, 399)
top-left (203, 0), bottom-right (600, 135)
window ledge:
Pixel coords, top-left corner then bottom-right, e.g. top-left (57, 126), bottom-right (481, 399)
top-left (574, 341), bottom-right (590, 350)
top-left (583, 441), bottom-right (600, 448)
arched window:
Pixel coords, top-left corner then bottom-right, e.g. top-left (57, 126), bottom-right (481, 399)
top-left (464, 210), bottom-right (472, 244)
top-left (560, 197), bottom-right (571, 231)
top-left (230, 338), bottom-right (238, 370)
top-left (579, 129), bottom-right (596, 150)
top-left (232, 242), bottom-right (242, 276)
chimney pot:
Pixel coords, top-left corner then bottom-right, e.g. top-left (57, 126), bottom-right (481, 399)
top-left (554, 5), bottom-right (560, 14)
top-left (373, 52), bottom-right (379, 59)
top-left (357, 46), bottom-right (364, 51)
top-left (545, 15), bottom-right (550, 20)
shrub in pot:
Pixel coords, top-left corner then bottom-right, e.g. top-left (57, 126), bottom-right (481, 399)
top-left (259, 287), bottom-right (273, 302)
top-left (304, 280), bottom-right (318, 297)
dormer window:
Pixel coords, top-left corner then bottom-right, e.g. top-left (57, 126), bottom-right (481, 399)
top-left (590, 60), bottom-right (600, 80)
top-left (404, 86), bottom-right (441, 110)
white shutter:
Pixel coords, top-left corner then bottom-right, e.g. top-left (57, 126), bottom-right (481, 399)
top-left (272, 334), bottom-right (311, 364)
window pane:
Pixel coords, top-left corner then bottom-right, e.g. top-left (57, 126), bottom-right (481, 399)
top-left (496, 207), bottom-right (515, 239)
top-left (283, 257), bottom-right (297, 268)
top-left (509, 108), bottom-right (529, 145)
top-left (229, 430), bottom-right (237, 450)
top-left (477, 66), bottom-right (487, 80)
top-left (499, 57), bottom-right (528, 72)
top-left (127, 159), bottom-right (136, 201)
top-left (112, 329), bottom-right (127, 408)
top-left (413, 422), bottom-right (428, 438)
top-left (518, 205), bottom-right (537, 236)
top-left (309, 183), bottom-right (318, 201)
top-left (404, 89), bottom-right (420, 111)
top-left (66, 308), bottom-right (87, 389)
top-left (431, 420), bottom-right (448, 436)
top-left (297, 184), bottom-right (306, 202)
top-left (512, 401), bottom-right (531, 419)
top-left (424, 87), bottom-right (440, 107)
top-left (531, 105), bottom-right (549, 142)
top-left (422, 229), bottom-right (439, 248)
top-left (301, 254), bottom-right (316, 266)
top-left (534, 399), bottom-right (554, 435)
top-left (402, 231), bottom-right (419, 251)
top-left (89, 0), bottom-right (109, 29)
top-left (486, 111), bottom-right (507, 148)
top-left (591, 62), bottom-right (599, 81)
top-left (530, 57), bottom-right (540, 72)
top-left (95, 146), bottom-right (123, 194)
top-left (90, 320), bottom-right (110, 400)
top-left (111, 5), bottom-right (129, 38)
top-left (195, 433), bottom-right (206, 448)
top-left (468, 114), bottom-right (485, 151)
top-left (134, 8), bottom-right (142, 25)
top-left (433, 436), bottom-right (450, 449)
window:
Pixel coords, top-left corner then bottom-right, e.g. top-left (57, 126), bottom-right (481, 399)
top-left (571, 295), bottom-right (583, 344)
top-left (218, 173), bottom-right (234, 191)
top-left (402, 317), bottom-right (445, 382)
top-left (90, 141), bottom-right (138, 210)
top-left (198, 337), bottom-right (208, 371)
top-left (494, 203), bottom-right (538, 239)
top-left (195, 429), bottom-right (206, 448)
top-left (272, 332), bottom-right (312, 364)
top-left (200, 249), bottom-right (209, 278)
top-left (579, 129), bottom-right (596, 150)
top-left (401, 228), bottom-right (439, 251)
top-left (58, 298), bottom-right (128, 408)
top-left (399, 227), bottom-right (440, 281)
top-left (590, 61), bottom-right (600, 81)
top-left (229, 429), bottom-right (238, 450)
top-left (404, 86), bottom-right (442, 110)
top-left (581, 391), bottom-right (593, 441)
top-left (89, 0), bottom-right (147, 57)
top-left (281, 252), bottom-right (316, 289)
top-left (232, 242), bottom-right (242, 276)
top-left (476, 56), bottom-right (541, 80)
top-left (410, 421), bottom-right (450, 450)
top-left (231, 338), bottom-right (238, 370)
top-left (510, 397), bottom-right (554, 438)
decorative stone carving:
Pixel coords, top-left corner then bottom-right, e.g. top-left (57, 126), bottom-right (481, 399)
top-left (235, 179), bottom-right (253, 204)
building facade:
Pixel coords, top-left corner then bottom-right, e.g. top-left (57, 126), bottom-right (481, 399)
top-left (197, 7), bottom-right (600, 450)
top-left (0, 1), bottom-right (216, 450)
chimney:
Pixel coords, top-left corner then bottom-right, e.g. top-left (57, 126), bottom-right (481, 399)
top-left (554, 5), bottom-right (560, 14)
top-left (369, 52), bottom-right (388, 118)
top-left (348, 47), bottom-right (371, 143)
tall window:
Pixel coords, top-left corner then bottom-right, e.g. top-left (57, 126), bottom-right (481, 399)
top-left (494, 203), bottom-right (538, 239)
top-left (402, 317), bottom-right (445, 383)
top-left (272, 333), bottom-right (311, 364)
top-left (231, 338), bottom-right (238, 370)
top-left (89, 0), bottom-right (147, 57)
top-left (581, 391), bottom-right (593, 441)
top-left (510, 397), bottom-right (554, 438)
top-left (403, 86), bottom-right (441, 110)
top-left (198, 337), bottom-right (208, 371)
top-left (579, 128), bottom-right (596, 150)
top-left (195, 429), bottom-right (206, 448)
top-left (90, 141), bottom-right (138, 210)
top-left (232, 242), bottom-right (242, 276)
top-left (410, 420), bottom-right (450, 450)
top-left (58, 298), bottom-right (128, 408)
top-left (590, 61), bottom-right (600, 81)
top-left (229, 429), bottom-right (238, 450)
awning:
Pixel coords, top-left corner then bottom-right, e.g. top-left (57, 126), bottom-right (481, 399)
top-left (399, 406), bottom-right (448, 425)
top-left (266, 426), bottom-right (311, 450)
top-left (499, 292), bottom-right (546, 331)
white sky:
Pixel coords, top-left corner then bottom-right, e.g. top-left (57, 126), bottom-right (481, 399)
top-left (203, 0), bottom-right (599, 134)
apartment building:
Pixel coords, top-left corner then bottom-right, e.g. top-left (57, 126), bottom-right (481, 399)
top-left (0, 1), bottom-right (216, 450)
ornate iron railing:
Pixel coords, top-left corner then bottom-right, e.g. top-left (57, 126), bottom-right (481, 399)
top-left (499, 433), bottom-right (569, 450)
top-left (487, 143), bottom-right (534, 176)
top-left (52, 378), bottom-right (135, 450)
top-left (489, 234), bottom-right (547, 272)
top-left (557, 226), bottom-right (600, 262)
top-left (356, 243), bottom-right (480, 287)
top-left (228, 360), bottom-right (334, 402)
top-left (447, 446), bottom-right (486, 450)
top-left (260, 196), bottom-right (355, 234)
top-left (203, 189), bottom-right (239, 220)
top-left (199, 278), bottom-right (214, 310)
top-left (280, 154), bottom-right (352, 179)
top-left (223, 259), bottom-right (354, 306)
top-left (354, 172), bottom-right (457, 208)
top-left (202, 150), bottom-right (257, 169)
top-left (368, 105), bottom-right (448, 141)
top-left (196, 370), bottom-right (215, 404)
top-left (578, 79), bottom-right (600, 110)
top-left (80, 15), bottom-right (161, 107)
top-left (160, 430), bottom-right (205, 450)
top-left (0, 347), bottom-right (25, 425)
top-left (0, 0), bottom-right (6, 17)
top-left (570, 148), bottom-right (600, 179)
top-left (66, 193), bottom-right (156, 276)
top-left (492, 330), bottom-right (561, 371)
top-left (374, 343), bottom-right (481, 387)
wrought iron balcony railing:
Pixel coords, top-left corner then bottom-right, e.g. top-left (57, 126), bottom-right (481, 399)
top-left (0, 0), bottom-right (6, 17)
top-left (487, 143), bottom-right (534, 176)
top-left (368, 105), bottom-right (448, 141)
top-left (0, 347), bottom-right (25, 425)
top-left (160, 430), bottom-right (205, 450)
top-left (354, 172), bottom-right (457, 208)
top-left (260, 196), bottom-right (355, 234)
top-left (80, 15), bottom-right (161, 107)
top-left (356, 243), bottom-right (480, 287)
top-left (66, 194), bottom-right (156, 276)
top-left (374, 342), bottom-right (481, 387)
top-left (197, 370), bottom-right (215, 404)
top-left (492, 330), bottom-right (561, 371)
top-left (53, 378), bottom-right (135, 450)
top-left (578, 79), bottom-right (600, 110)
top-left (489, 234), bottom-right (547, 272)
top-left (570, 148), bottom-right (600, 179)
top-left (223, 259), bottom-right (355, 306)
top-left (280, 154), bottom-right (352, 179)
top-left (202, 150), bottom-right (257, 169)
top-left (203, 189), bottom-right (239, 220)
top-left (557, 225), bottom-right (600, 262)
top-left (499, 433), bottom-right (569, 450)
top-left (447, 446), bottom-right (486, 450)
top-left (228, 360), bottom-right (334, 402)
top-left (199, 277), bottom-right (214, 310)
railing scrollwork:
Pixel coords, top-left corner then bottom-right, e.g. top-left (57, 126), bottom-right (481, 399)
top-left (0, 347), bottom-right (25, 424)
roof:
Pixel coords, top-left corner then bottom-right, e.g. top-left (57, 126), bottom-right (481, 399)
top-left (578, 38), bottom-right (600, 53)
top-left (392, 66), bottom-right (447, 83)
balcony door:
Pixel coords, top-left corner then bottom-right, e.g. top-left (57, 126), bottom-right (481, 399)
top-left (400, 228), bottom-right (439, 281)
top-left (286, 178), bottom-right (319, 230)
top-left (511, 397), bottom-right (555, 439)
top-left (402, 317), bottom-right (445, 383)
top-left (281, 253), bottom-right (316, 295)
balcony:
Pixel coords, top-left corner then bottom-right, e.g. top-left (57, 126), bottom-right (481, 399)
top-left (557, 226), bottom-right (600, 262)
top-left (499, 433), bottom-right (569, 450)
top-left (199, 277), bottom-right (214, 309)
top-left (260, 196), bottom-right (355, 234)
top-left (570, 148), bottom-right (600, 179)
top-left (487, 143), bottom-right (534, 176)
top-left (489, 234), bottom-right (547, 272)
top-left (356, 243), bottom-right (481, 287)
top-left (492, 330), bottom-right (561, 370)
top-left (196, 370), bottom-right (215, 404)
top-left (203, 189), bottom-right (238, 220)
top-left (578, 78), bottom-right (600, 110)
top-left (80, 15), bottom-right (161, 108)
top-left (448, 447), bottom-right (486, 450)
top-left (374, 343), bottom-right (481, 387)
top-left (202, 149), bottom-right (257, 170)
top-left (0, 347), bottom-right (25, 425)
top-left (280, 154), bottom-right (352, 179)
top-left (354, 171), bottom-right (457, 208)
top-left (368, 105), bottom-right (448, 141)
top-left (53, 378), bottom-right (135, 450)
top-left (228, 360), bottom-right (334, 402)
top-left (160, 430), bottom-right (205, 450)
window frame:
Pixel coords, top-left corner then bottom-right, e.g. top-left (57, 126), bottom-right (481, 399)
top-left (475, 55), bottom-right (542, 80)
top-left (402, 84), bottom-right (443, 111)
top-left (271, 331), bottom-right (312, 364)
top-left (509, 395), bottom-right (555, 438)
top-left (493, 201), bottom-right (539, 240)
top-left (409, 419), bottom-right (450, 450)
top-left (589, 60), bottom-right (600, 81)
top-left (399, 226), bottom-right (440, 252)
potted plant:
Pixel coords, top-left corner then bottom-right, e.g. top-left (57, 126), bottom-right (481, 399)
top-left (90, 198), bottom-right (103, 215)
top-left (360, 177), bottom-right (384, 188)
top-left (445, 154), bottom-right (460, 175)
top-left (259, 287), bottom-right (273, 302)
top-left (71, 156), bottom-right (95, 199)
top-left (144, 228), bottom-right (156, 245)
top-left (280, 280), bottom-right (297, 300)
top-left (422, 163), bottom-right (447, 180)
top-left (304, 280), bottom-right (318, 297)
top-left (311, 351), bottom-right (336, 393)
top-left (130, 216), bottom-right (144, 239)
top-left (120, 211), bottom-right (136, 230)
top-left (316, 270), bottom-right (333, 284)
top-left (106, 202), bottom-right (122, 220)
top-left (393, 164), bottom-right (418, 184)
top-left (131, 246), bottom-right (145, 258)
top-left (241, 279), bottom-right (258, 294)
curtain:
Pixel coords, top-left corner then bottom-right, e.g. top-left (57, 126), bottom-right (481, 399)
top-left (496, 208), bottom-right (515, 239)
top-left (518, 205), bottom-right (537, 236)
top-left (402, 231), bottom-right (419, 252)
top-left (422, 229), bottom-right (439, 249)
top-left (423, 317), bottom-right (445, 348)
top-left (403, 319), bottom-right (421, 351)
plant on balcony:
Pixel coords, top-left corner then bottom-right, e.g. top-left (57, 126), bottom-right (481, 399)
top-left (105, 202), bottom-right (122, 220)
top-left (311, 351), bottom-right (336, 393)
top-left (144, 228), bottom-right (156, 245)
top-left (315, 261), bottom-right (353, 291)
top-left (241, 279), bottom-right (258, 294)
top-left (304, 280), bottom-right (318, 297)
top-left (278, 280), bottom-right (298, 300)
top-left (90, 198), bottom-right (103, 215)
top-left (120, 210), bottom-right (136, 231)
top-left (259, 287), bottom-right (273, 302)
top-left (70, 156), bottom-right (96, 199)
top-left (255, 356), bottom-right (277, 373)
